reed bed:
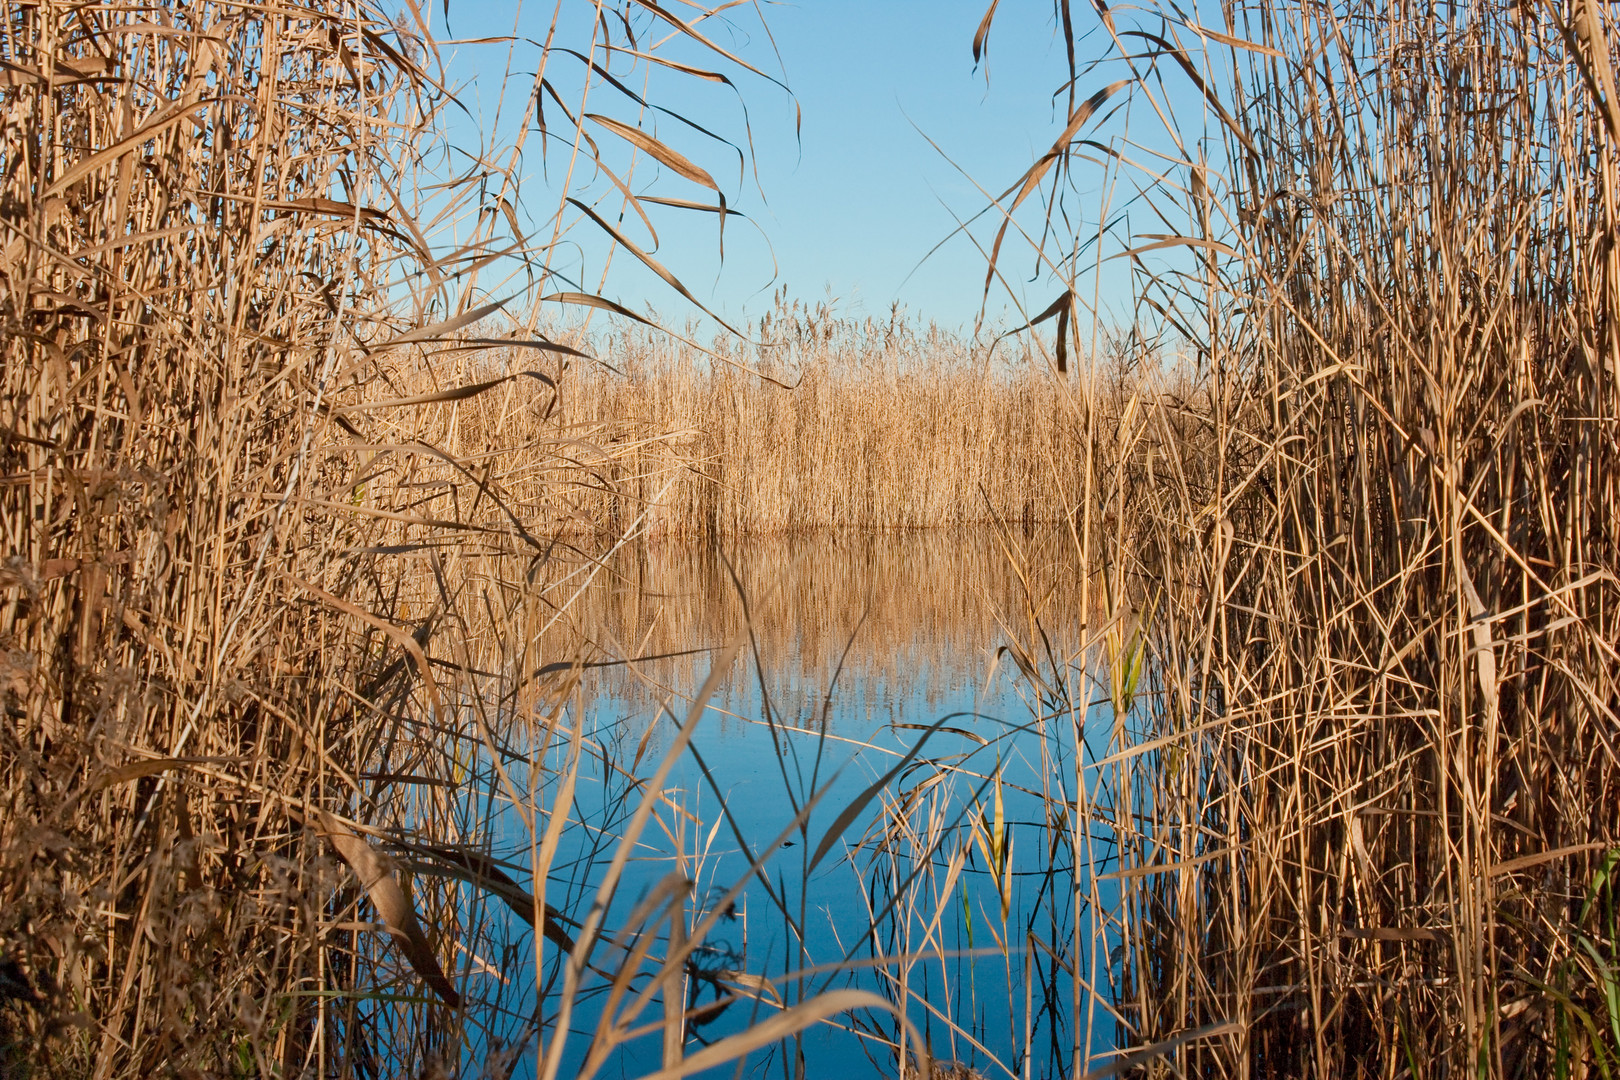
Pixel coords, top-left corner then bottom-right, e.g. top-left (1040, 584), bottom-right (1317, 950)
top-left (447, 298), bottom-right (1096, 538)
top-left (0, 2), bottom-right (902, 1077)
top-left (966, 0), bottom-right (1620, 1074)
top-left (13, 0), bottom-right (1620, 1076)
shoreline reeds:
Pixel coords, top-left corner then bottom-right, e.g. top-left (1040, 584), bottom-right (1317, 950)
top-left (974, 0), bottom-right (1620, 1074)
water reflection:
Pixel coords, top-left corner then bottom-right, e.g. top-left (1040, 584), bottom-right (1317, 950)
top-left (562, 526), bottom-right (1088, 738)
top-left (481, 526), bottom-right (1110, 1080)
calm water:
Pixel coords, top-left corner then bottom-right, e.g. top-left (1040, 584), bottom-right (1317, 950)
top-left (463, 529), bottom-right (1121, 1079)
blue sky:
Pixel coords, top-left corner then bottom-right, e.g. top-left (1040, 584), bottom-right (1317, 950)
top-left (433, 1), bottom-right (1139, 334)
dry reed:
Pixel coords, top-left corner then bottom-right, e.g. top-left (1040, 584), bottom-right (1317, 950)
top-left (442, 294), bottom-right (1093, 538)
top-left (970, 0), bottom-right (1620, 1074)
top-left (0, 2), bottom-right (904, 1077)
top-left (18, 0), bottom-right (1619, 1075)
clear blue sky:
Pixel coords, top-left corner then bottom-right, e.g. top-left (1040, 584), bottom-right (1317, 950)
top-left (434, 2), bottom-right (1165, 334)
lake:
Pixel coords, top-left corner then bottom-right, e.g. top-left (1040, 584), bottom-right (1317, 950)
top-left (450, 527), bottom-right (1124, 1079)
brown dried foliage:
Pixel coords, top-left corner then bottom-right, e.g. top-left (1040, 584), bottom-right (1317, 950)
top-left (0, 1), bottom-right (802, 1075)
top-left (0, 3), bottom-right (460, 1071)
top-left (978, 0), bottom-right (1620, 1074)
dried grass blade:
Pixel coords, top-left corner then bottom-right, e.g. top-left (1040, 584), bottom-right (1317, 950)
top-left (973, 0), bottom-right (1002, 64)
top-left (587, 113), bottom-right (719, 191)
top-left (566, 198), bottom-right (745, 334)
top-left (807, 715), bottom-right (959, 873)
top-left (91, 756), bottom-right (243, 791)
top-left (317, 812), bottom-right (460, 1007)
top-left (1491, 843), bottom-right (1615, 879)
top-left (625, 0), bottom-right (784, 87)
top-left (382, 297), bottom-right (512, 348)
top-left (402, 845), bottom-right (578, 952)
top-left (332, 371), bottom-right (555, 415)
top-left (982, 80), bottom-right (1129, 300)
top-left (1081, 1022), bottom-right (1240, 1080)
top-left (633, 990), bottom-right (921, 1080)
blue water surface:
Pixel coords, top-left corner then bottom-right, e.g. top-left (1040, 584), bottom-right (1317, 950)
top-left (448, 531), bottom-right (1126, 1080)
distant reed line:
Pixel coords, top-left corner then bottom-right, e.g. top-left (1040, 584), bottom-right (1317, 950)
top-left (571, 316), bottom-right (1086, 535)
top-left (432, 302), bottom-right (1165, 538)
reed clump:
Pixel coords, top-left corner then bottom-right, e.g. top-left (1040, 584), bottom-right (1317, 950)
top-left (0, 4), bottom-right (528, 1072)
top-left (980, 0), bottom-right (1620, 1074)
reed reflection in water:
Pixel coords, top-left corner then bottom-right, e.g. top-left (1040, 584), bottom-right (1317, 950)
top-left (498, 526), bottom-right (1109, 1080)
top-left (560, 526), bottom-right (1088, 742)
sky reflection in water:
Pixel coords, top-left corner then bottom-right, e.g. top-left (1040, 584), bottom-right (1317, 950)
top-left (483, 528), bottom-right (1115, 1079)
